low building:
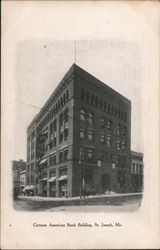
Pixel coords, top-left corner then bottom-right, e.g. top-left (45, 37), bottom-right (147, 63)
top-left (12, 159), bottom-right (26, 197)
top-left (131, 151), bottom-right (143, 192)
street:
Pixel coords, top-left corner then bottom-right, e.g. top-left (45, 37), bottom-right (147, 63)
top-left (14, 193), bottom-right (142, 212)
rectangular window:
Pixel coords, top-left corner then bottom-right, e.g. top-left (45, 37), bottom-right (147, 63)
top-left (117, 125), bottom-right (120, 135)
top-left (79, 147), bottom-right (85, 162)
top-left (100, 133), bottom-right (105, 144)
top-left (106, 120), bottom-right (112, 129)
top-left (122, 126), bottom-right (126, 135)
top-left (100, 152), bottom-right (104, 161)
top-left (59, 151), bottom-right (63, 163)
top-left (53, 136), bottom-right (57, 147)
top-left (100, 118), bottom-right (105, 128)
top-left (117, 140), bottom-right (121, 150)
top-left (106, 136), bottom-right (111, 148)
top-left (122, 141), bottom-right (126, 150)
top-left (64, 148), bottom-right (68, 161)
top-left (88, 130), bottom-right (93, 141)
top-left (80, 127), bottom-right (85, 139)
top-left (64, 128), bottom-right (68, 141)
top-left (59, 132), bottom-right (63, 143)
top-left (87, 149), bottom-right (93, 160)
top-left (50, 170), bottom-right (56, 177)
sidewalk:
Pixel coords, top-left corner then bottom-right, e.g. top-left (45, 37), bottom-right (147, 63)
top-left (18, 192), bottom-right (143, 202)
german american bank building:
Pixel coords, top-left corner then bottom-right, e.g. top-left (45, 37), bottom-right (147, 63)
top-left (26, 64), bottom-right (132, 197)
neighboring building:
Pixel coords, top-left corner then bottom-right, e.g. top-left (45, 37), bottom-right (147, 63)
top-left (26, 64), bottom-right (131, 197)
top-left (12, 159), bottom-right (26, 197)
top-left (131, 151), bottom-right (143, 192)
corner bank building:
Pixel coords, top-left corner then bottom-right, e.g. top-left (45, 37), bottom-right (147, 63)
top-left (26, 64), bottom-right (131, 197)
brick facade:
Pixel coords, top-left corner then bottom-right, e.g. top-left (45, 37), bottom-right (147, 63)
top-left (26, 64), bottom-right (132, 197)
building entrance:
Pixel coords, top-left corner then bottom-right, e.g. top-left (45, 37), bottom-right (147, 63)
top-left (101, 174), bottom-right (110, 193)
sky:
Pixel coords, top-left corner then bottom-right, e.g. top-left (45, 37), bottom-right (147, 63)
top-left (13, 39), bottom-right (143, 161)
top-left (4, 1), bottom-right (157, 161)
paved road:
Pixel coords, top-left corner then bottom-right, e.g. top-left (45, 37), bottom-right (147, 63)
top-left (14, 194), bottom-right (142, 212)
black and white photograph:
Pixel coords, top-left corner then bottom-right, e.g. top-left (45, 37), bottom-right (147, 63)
top-left (1, 1), bottom-right (160, 249)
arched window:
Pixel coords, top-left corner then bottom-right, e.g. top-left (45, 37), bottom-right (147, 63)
top-left (86, 91), bottom-right (90, 104)
top-left (95, 96), bottom-right (99, 108)
top-left (81, 88), bottom-right (85, 101)
top-left (90, 94), bottom-right (95, 105)
top-left (88, 112), bottom-right (93, 124)
top-left (80, 109), bottom-right (86, 121)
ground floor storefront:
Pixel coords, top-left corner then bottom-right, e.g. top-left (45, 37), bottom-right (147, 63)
top-left (24, 162), bottom-right (132, 198)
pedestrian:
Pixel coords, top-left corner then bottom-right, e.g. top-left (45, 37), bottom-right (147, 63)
top-left (64, 184), bottom-right (67, 198)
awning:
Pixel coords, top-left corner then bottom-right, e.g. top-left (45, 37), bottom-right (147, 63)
top-left (39, 158), bottom-right (47, 165)
top-left (57, 175), bottom-right (67, 181)
top-left (41, 178), bottom-right (47, 181)
top-left (28, 185), bottom-right (34, 190)
top-left (48, 176), bottom-right (56, 182)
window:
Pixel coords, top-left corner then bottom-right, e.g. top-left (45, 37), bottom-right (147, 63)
top-left (64, 128), bottom-right (68, 141)
top-left (59, 167), bottom-right (67, 176)
top-left (64, 109), bottom-right (69, 123)
top-left (63, 93), bottom-right (66, 104)
top-left (103, 101), bottom-right (107, 112)
top-left (106, 136), bottom-right (111, 148)
top-left (59, 132), bottom-right (63, 143)
top-left (50, 122), bottom-right (54, 140)
top-left (106, 120), bottom-right (112, 129)
top-left (64, 148), bottom-right (68, 161)
top-left (50, 154), bottom-right (56, 166)
top-left (59, 113), bottom-right (64, 129)
top-left (80, 109), bottom-right (85, 121)
top-left (50, 170), bottom-right (56, 177)
top-left (100, 117), bottom-right (105, 128)
top-left (124, 112), bottom-right (127, 121)
top-left (90, 94), bottom-right (95, 105)
top-left (58, 100), bottom-right (61, 111)
top-left (115, 107), bottom-right (118, 117)
top-left (118, 109), bottom-right (121, 119)
top-left (111, 105), bottom-right (114, 115)
top-left (122, 126), bottom-right (126, 135)
top-left (95, 96), bottom-right (99, 108)
top-left (66, 90), bottom-right (69, 101)
top-left (81, 88), bottom-right (85, 101)
top-left (53, 120), bottom-right (57, 131)
top-left (132, 163), bottom-right (135, 173)
top-left (79, 147), bottom-right (84, 162)
top-left (88, 130), bottom-right (93, 141)
top-left (140, 164), bottom-right (143, 173)
top-left (117, 125), bottom-right (120, 135)
top-left (87, 149), bottom-right (93, 160)
top-left (53, 136), bottom-right (57, 147)
top-left (59, 151), bottom-right (63, 163)
top-left (117, 140), bottom-right (121, 150)
top-left (80, 127), bottom-right (85, 139)
top-left (99, 99), bottom-right (103, 111)
top-left (61, 96), bottom-right (64, 107)
top-left (106, 152), bottom-right (108, 161)
top-left (110, 153), bottom-right (113, 162)
top-left (31, 176), bottom-right (34, 184)
top-left (100, 133), bottom-right (105, 144)
top-left (122, 141), bottom-right (126, 150)
top-left (88, 112), bottom-right (93, 125)
top-left (107, 103), bottom-right (111, 114)
top-left (100, 152), bottom-right (104, 161)
top-left (86, 91), bottom-right (90, 104)
top-left (53, 154), bottom-right (56, 164)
